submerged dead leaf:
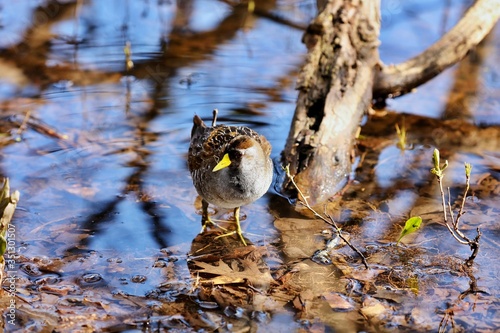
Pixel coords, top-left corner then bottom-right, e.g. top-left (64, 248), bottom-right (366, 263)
top-left (322, 292), bottom-right (355, 311)
top-left (360, 296), bottom-right (387, 319)
top-left (192, 259), bottom-right (273, 289)
top-left (349, 267), bottom-right (385, 282)
top-left (193, 260), bottom-right (245, 285)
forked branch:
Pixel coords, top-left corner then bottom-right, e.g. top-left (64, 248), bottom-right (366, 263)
top-left (431, 149), bottom-right (481, 266)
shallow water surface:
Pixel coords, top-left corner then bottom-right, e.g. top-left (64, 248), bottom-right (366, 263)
top-left (0, 1), bottom-right (499, 332)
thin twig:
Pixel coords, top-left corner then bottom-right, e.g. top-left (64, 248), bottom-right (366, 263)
top-left (432, 150), bottom-right (481, 266)
top-left (284, 165), bottom-right (369, 269)
top-left (447, 182), bottom-right (470, 242)
top-left (15, 109), bottom-right (31, 139)
top-left (455, 169), bottom-right (470, 227)
top-left (285, 165), bottom-right (334, 226)
top-left (324, 210), bottom-right (369, 269)
top-left (437, 175), bottom-right (448, 223)
top-left (447, 187), bottom-right (455, 224)
top-left (465, 228), bottom-right (481, 266)
top-left (443, 221), bottom-right (469, 245)
top-left (441, 182), bottom-right (469, 245)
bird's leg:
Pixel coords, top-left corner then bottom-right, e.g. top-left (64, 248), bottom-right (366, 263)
top-left (200, 199), bottom-right (213, 232)
top-left (200, 199), bottom-right (226, 233)
top-left (214, 207), bottom-right (247, 246)
top-left (233, 207), bottom-right (247, 246)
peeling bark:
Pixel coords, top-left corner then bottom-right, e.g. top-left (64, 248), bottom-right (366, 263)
top-left (282, 0), bottom-right (381, 205)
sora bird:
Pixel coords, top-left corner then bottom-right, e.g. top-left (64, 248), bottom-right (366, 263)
top-left (188, 109), bottom-right (273, 246)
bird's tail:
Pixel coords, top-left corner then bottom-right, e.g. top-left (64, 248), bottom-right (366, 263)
top-left (191, 115), bottom-right (206, 139)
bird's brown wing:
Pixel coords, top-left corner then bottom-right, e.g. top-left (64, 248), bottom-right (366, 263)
top-left (188, 116), bottom-right (271, 172)
top-left (188, 115), bottom-right (211, 172)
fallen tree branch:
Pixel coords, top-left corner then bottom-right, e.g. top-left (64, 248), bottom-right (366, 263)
top-left (373, 0), bottom-right (500, 99)
top-left (281, 0), bottom-right (381, 205)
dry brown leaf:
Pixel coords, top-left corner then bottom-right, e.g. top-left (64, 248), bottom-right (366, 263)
top-left (323, 292), bottom-right (355, 311)
top-left (360, 296), bottom-right (387, 318)
top-left (193, 259), bottom-right (273, 289)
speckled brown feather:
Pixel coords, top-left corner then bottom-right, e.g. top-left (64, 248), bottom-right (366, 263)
top-left (188, 115), bottom-right (271, 174)
top-left (188, 113), bottom-right (273, 246)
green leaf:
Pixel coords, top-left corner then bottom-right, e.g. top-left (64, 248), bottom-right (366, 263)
top-left (430, 149), bottom-right (448, 178)
top-left (464, 162), bottom-right (472, 177)
top-left (397, 216), bottom-right (422, 245)
top-left (432, 149), bottom-right (440, 171)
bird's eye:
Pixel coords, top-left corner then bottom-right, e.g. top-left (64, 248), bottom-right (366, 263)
top-left (229, 150), bottom-right (242, 160)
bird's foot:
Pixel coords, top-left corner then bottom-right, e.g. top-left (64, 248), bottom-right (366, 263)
top-left (200, 216), bottom-right (227, 233)
top-left (214, 229), bottom-right (247, 246)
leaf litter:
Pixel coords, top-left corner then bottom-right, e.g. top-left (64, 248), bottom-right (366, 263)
top-left (2, 108), bottom-right (500, 331)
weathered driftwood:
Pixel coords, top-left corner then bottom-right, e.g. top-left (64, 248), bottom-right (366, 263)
top-left (282, 0), bottom-right (500, 205)
top-left (282, 0), bottom-right (381, 205)
top-left (373, 0), bottom-right (500, 99)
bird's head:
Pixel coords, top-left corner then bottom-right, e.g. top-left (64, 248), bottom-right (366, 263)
top-left (212, 136), bottom-right (263, 172)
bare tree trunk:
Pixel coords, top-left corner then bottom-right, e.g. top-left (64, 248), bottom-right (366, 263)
top-left (282, 0), bottom-right (381, 205)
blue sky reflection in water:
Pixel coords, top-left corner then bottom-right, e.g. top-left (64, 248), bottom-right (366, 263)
top-left (0, 0), bottom-right (499, 331)
top-left (1, 0), bottom-right (313, 270)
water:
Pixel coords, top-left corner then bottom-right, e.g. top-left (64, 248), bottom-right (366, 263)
top-left (0, 0), bottom-right (499, 332)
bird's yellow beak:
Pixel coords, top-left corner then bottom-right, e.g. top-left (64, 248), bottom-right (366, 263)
top-left (212, 153), bottom-right (231, 172)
